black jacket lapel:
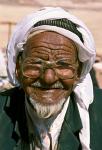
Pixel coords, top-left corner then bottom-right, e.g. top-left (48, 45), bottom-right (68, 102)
top-left (3, 87), bottom-right (29, 143)
top-left (58, 93), bottom-right (82, 150)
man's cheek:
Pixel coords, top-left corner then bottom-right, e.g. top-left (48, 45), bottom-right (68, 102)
top-left (21, 78), bottom-right (36, 86)
top-left (61, 79), bottom-right (75, 89)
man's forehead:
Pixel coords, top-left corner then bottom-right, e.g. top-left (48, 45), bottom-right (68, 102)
top-left (25, 31), bottom-right (76, 49)
top-left (22, 31), bottom-right (78, 61)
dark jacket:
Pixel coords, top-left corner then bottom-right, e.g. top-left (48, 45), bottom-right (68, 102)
top-left (0, 87), bottom-right (102, 150)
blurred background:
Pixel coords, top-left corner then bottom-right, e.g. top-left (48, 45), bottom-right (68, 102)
top-left (0, 0), bottom-right (102, 91)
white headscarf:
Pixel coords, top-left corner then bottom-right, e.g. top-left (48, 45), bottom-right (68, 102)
top-left (7, 7), bottom-right (96, 150)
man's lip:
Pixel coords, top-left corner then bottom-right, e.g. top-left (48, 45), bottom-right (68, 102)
top-left (30, 85), bottom-right (63, 90)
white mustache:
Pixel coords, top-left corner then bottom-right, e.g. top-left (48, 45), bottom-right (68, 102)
top-left (31, 81), bottom-right (64, 89)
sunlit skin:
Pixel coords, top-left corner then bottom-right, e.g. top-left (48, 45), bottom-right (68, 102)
top-left (16, 31), bottom-right (81, 106)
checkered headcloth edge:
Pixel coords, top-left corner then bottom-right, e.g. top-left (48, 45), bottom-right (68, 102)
top-left (33, 18), bottom-right (84, 43)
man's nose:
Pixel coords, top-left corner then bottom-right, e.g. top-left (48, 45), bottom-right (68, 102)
top-left (42, 68), bottom-right (58, 85)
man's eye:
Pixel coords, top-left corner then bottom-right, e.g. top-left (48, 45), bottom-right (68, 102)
top-left (33, 60), bottom-right (42, 64)
top-left (56, 60), bottom-right (69, 67)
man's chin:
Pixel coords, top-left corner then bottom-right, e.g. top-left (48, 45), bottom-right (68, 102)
top-left (29, 95), bottom-right (66, 119)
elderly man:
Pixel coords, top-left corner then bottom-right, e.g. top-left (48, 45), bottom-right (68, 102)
top-left (0, 7), bottom-right (102, 150)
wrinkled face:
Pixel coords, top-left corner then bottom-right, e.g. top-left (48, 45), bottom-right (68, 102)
top-left (16, 31), bottom-right (81, 106)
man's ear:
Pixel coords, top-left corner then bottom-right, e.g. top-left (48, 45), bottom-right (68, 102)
top-left (75, 61), bottom-right (83, 83)
top-left (15, 53), bottom-right (22, 81)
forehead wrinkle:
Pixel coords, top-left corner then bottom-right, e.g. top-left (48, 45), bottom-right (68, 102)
top-left (32, 50), bottom-right (49, 60)
top-left (38, 41), bottom-right (76, 50)
top-left (27, 38), bottom-right (75, 49)
top-left (26, 36), bottom-right (77, 50)
top-left (26, 31), bottom-right (77, 49)
top-left (24, 45), bottom-right (51, 57)
top-left (24, 37), bottom-right (78, 60)
top-left (54, 51), bottom-right (73, 56)
top-left (54, 53), bottom-right (75, 61)
top-left (25, 44), bottom-right (77, 55)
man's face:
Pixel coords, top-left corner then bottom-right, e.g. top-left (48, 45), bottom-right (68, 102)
top-left (16, 31), bottom-right (80, 107)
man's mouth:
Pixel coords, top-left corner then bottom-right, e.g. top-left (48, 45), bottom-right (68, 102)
top-left (31, 81), bottom-right (64, 89)
top-left (26, 81), bottom-right (69, 106)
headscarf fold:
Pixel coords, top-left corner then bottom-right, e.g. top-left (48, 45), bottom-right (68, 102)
top-left (7, 7), bottom-right (96, 150)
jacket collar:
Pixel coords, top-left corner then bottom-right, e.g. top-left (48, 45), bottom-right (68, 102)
top-left (4, 88), bottom-right (82, 149)
top-left (58, 92), bottom-right (82, 150)
top-left (4, 87), bottom-right (29, 143)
